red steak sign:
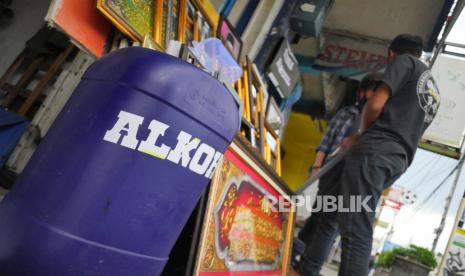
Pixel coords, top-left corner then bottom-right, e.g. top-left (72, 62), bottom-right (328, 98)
top-left (314, 34), bottom-right (390, 78)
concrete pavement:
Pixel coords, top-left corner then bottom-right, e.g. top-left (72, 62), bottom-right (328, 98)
top-left (289, 263), bottom-right (339, 275)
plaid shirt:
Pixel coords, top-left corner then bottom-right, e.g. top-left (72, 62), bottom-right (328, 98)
top-left (316, 106), bottom-right (360, 159)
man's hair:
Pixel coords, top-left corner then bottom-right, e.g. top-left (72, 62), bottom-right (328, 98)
top-left (356, 74), bottom-right (379, 109)
top-left (359, 74), bottom-right (378, 92)
top-left (389, 34), bottom-right (424, 57)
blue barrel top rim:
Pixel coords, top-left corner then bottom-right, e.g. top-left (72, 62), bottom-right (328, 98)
top-left (81, 48), bottom-right (240, 144)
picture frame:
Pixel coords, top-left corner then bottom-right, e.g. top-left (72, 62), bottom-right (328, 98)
top-left (98, 0), bottom-right (218, 49)
top-left (240, 117), bottom-right (256, 148)
top-left (182, 0), bottom-right (217, 44)
top-left (247, 57), bottom-right (266, 155)
top-left (265, 96), bottom-right (283, 132)
top-left (217, 16), bottom-right (243, 62)
top-left (264, 121), bottom-right (282, 176)
top-left (142, 33), bottom-right (163, 51)
top-left (97, 0), bottom-right (155, 43)
top-left (194, 136), bottom-right (295, 276)
top-left (155, 0), bottom-right (181, 49)
top-left (240, 61), bottom-right (253, 123)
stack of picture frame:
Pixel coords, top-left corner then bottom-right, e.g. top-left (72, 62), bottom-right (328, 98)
top-left (193, 135), bottom-right (295, 276)
top-left (235, 58), bottom-right (283, 176)
top-left (97, 0), bottom-right (219, 50)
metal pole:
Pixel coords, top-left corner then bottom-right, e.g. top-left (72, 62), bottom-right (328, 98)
top-left (432, 157), bottom-right (465, 252)
top-left (295, 150), bottom-right (347, 194)
top-left (429, 0), bottom-right (465, 68)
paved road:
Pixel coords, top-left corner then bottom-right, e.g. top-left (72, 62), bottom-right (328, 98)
top-left (289, 263), bottom-right (339, 276)
top-left (321, 263), bottom-right (338, 276)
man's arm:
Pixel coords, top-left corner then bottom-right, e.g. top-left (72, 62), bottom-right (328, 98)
top-left (310, 112), bottom-right (344, 175)
top-left (339, 83), bottom-right (391, 150)
top-left (313, 151), bottom-right (327, 168)
top-left (359, 83), bottom-right (391, 132)
top-left (313, 111), bottom-right (344, 164)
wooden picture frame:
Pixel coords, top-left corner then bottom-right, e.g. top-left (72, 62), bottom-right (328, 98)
top-left (264, 121), bottom-right (282, 176)
top-left (182, 0), bottom-right (218, 44)
top-left (217, 16), bottom-right (243, 62)
top-left (98, 0), bottom-right (218, 49)
top-left (142, 33), bottom-right (163, 51)
top-left (194, 136), bottom-right (295, 276)
top-left (247, 58), bottom-right (266, 155)
top-left (154, 0), bottom-right (183, 49)
top-left (240, 61), bottom-right (252, 123)
top-left (265, 96), bottom-right (283, 132)
top-left (97, 0), bottom-right (155, 43)
top-left (235, 66), bottom-right (256, 146)
top-left (240, 117), bottom-right (256, 148)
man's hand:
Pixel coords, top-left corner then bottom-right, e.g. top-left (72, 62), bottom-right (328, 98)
top-left (310, 167), bottom-right (321, 178)
top-left (339, 133), bottom-right (361, 151)
top-left (309, 151), bottom-right (326, 177)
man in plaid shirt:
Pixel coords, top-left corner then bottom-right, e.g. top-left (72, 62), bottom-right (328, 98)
top-left (297, 74), bottom-right (378, 260)
top-left (311, 75), bottom-right (378, 174)
top-left (314, 105), bottom-right (359, 165)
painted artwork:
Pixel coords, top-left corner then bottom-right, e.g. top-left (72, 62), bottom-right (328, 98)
top-left (97, 0), bottom-right (154, 41)
top-left (194, 139), bottom-right (295, 276)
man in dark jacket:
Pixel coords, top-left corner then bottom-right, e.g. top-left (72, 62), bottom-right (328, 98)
top-left (298, 34), bottom-right (441, 276)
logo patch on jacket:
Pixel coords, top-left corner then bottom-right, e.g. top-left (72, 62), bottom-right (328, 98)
top-left (417, 70), bottom-right (440, 123)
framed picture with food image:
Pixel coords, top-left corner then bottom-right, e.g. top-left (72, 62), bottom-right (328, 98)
top-left (194, 136), bottom-right (295, 276)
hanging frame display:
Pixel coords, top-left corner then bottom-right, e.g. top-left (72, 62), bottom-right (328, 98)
top-left (234, 58), bottom-right (283, 176)
top-left (194, 136), bottom-right (295, 276)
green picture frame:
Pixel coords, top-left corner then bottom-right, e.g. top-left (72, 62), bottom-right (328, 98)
top-left (97, 0), bottom-right (155, 42)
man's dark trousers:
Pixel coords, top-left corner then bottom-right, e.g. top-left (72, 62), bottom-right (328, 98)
top-left (299, 149), bottom-right (407, 276)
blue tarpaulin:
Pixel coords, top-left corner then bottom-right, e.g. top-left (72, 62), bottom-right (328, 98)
top-left (0, 109), bottom-right (29, 167)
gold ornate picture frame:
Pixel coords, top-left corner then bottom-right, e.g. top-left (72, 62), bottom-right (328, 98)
top-left (194, 136), bottom-right (295, 276)
top-left (264, 121), bottom-right (282, 176)
top-left (154, 0), bottom-right (185, 49)
top-left (247, 58), bottom-right (266, 155)
top-left (97, 0), bottom-right (156, 43)
top-left (98, 0), bottom-right (219, 50)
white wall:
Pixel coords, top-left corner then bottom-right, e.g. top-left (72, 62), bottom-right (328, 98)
top-left (0, 0), bottom-right (51, 76)
top-left (240, 0), bottom-right (285, 61)
top-left (227, 0), bottom-right (250, 26)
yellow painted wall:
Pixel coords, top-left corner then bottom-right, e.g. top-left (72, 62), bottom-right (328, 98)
top-left (281, 112), bottom-right (328, 191)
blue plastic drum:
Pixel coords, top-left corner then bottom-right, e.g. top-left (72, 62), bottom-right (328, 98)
top-left (0, 48), bottom-right (240, 275)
